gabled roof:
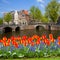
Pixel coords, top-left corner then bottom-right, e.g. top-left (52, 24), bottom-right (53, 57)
top-left (24, 10), bottom-right (28, 15)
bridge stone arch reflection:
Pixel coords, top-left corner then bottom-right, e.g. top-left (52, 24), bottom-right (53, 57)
top-left (33, 24), bottom-right (49, 30)
top-left (15, 26), bottom-right (20, 32)
top-left (36, 25), bottom-right (45, 30)
top-left (3, 27), bottom-right (12, 33)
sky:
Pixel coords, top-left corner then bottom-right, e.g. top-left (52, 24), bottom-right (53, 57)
top-left (0, 0), bottom-right (60, 17)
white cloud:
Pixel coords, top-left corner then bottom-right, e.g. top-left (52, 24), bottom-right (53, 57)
top-left (37, 0), bottom-right (45, 8)
top-left (37, 0), bottom-right (45, 3)
top-left (0, 12), bottom-right (4, 14)
top-left (40, 4), bottom-right (45, 8)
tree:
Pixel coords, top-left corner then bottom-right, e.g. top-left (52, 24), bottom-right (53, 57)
top-left (0, 18), bottom-right (3, 25)
top-left (41, 16), bottom-right (49, 23)
top-left (4, 13), bottom-right (12, 24)
top-left (35, 7), bottom-right (42, 20)
top-left (45, 0), bottom-right (60, 23)
top-left (30, 6), bottom-right (42, 21)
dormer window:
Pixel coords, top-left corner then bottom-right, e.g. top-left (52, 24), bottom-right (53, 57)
top-left (22, 14), bottom-right (25, 17)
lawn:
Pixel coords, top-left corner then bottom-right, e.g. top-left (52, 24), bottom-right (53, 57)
top-left (1, 57), bottom-right (60, 60)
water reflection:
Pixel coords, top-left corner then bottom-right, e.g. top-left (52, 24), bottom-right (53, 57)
top-left (0, 29), bottom-right (60, 39)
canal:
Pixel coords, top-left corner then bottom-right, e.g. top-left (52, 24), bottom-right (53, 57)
top-left (0, 29), bottom-right (60, 39)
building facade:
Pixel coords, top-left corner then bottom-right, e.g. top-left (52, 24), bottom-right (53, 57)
top-left (3, 10), bottom-right (30, 25)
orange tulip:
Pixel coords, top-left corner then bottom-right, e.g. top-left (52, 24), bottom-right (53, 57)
top-left (20, 40), bottom-right (23, 44)
top-left (16, 36), bottom-right (21, 40)
top-left (32, 35), bottom-right (39, 40)
top-left (49, 34), bottom-right (53, 39)
top-left (32, 35), bottom-right (40, 44)
top-left (3, 36), bottom-right (7, 42)
top-left (57, 41), bottom-right (60, 45)
top-left (0, 40), bottom-right (6, 46)
top-left (23, 42), bottom-right (28, 46)
top-left (50, 38), bottom-right (55, 43)
top-left (3, 41), bottom-right (6, 46)
top-left (6, 43), bottom-right (10, 46)
top-left (6, 38), bottom-right (11, 46)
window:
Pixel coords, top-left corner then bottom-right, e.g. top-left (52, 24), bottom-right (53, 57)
top-left (22, 14), bottom-right (25, 17)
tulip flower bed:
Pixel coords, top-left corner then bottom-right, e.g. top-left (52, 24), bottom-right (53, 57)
top-left (0, 34), bottom-right (60, 58)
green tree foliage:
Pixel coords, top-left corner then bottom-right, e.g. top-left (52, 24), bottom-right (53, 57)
top-left (45, 0), bottom-right (60, 23)
top-left (58, 3), bottom-right (60, 16)
top-left (0, 18), bottom-right (3, 25)
top-left (30, 6), bottom-right (42, 21)
top-left (4, 13), bottom-right (12, 24)
top-left (41, 16), bottom-right (49, 23)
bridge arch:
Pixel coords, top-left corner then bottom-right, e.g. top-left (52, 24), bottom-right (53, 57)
top-left (15, 26), bottom-right (20, 32)
top-left (3, 27), bottom-right (12, 33)
top-left (36, 25), bottom-right (45, 31)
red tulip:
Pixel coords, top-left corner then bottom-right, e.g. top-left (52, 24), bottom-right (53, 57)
top-left (7, 38), bottom-right (11, 43)
top-left (57, 36), bottom-right (60, 41)
top-left (44, 39), bottom-right (50, 46)
top-left (31, 42), bottom-right (35, 46)
top-left (28, 37), bottom-right (32, 44)
top-left (46, 40), bottom-right (50, 46)
top-left (0, 40), bottom-right (2, 43)
top-left (22, 35), bottom-right (27, 40)
top-left (42, 34), bottom-right (46, 40)
top-left (37, 37), bottom-right (41, 42)
top-left (36, 40), bottom-right (40, 45)
top-left (14, 43), bottom-right (19, 48)
top-left (12, 41), bottom-right (19, 48)
top-left (11, 36), bottom-right (15, 41)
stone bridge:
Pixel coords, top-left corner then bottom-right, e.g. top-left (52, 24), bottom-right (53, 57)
top-left (0, 22), bottom-right (60, 32)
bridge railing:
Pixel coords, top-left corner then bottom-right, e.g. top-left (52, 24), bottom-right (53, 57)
top-left (29, 21), bottom-right (57, 25)
top-left (2, 24), bottom-right (21, 27)
top-left (0, 24), bottom-right (3, 27)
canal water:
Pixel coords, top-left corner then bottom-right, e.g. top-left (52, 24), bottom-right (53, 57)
top-left (0, 29), bottom-right (60, 39)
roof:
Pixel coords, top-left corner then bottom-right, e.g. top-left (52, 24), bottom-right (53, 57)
top-left (22, 10), bottom-right (29, 15)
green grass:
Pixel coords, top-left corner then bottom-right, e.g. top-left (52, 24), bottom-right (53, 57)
top-left (0, 57), bottom-right (60, 60)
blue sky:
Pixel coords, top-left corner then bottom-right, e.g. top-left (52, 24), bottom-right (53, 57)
top-left (0, 0), bottom-right (60, 17)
